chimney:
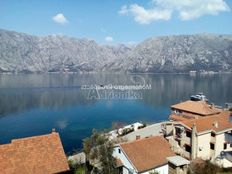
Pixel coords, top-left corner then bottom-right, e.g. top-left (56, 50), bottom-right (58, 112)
top-left (191, 123), bottom-right (197, 160)
top-left (136, 135), bottom-right (140, 140)
top-left (52, 128), bottom-right (56, 133)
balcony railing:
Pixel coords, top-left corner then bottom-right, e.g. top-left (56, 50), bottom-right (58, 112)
top-left (225, 133), bottom-right (232, 143)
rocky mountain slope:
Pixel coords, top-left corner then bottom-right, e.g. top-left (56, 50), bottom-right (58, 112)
top-left (0, 29), bottom-right (232, 73)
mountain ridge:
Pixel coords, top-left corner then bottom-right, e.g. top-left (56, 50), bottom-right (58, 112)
top-left (0, 28), bottom-right (232, 73)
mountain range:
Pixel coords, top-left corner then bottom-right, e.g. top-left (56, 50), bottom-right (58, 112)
top-left (0, 28), bottom-right (232, 73)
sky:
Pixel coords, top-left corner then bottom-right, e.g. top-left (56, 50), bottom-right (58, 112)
top-left (0, 0), bottom-right (232, 44)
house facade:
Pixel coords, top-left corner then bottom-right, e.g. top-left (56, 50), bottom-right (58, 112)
top-left (113, 136), bottom-right (175, 174)
top-left (162, 111), bottom-right (232, 168)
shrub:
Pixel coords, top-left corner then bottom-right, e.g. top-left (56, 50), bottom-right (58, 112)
top-left (189, 160), bottom-right (219, 174)
top-left (121, 127), bottom-right (134, 136)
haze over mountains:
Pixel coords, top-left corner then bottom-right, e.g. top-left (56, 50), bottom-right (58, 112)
top-left (0, 29), bottom-right (232, 73)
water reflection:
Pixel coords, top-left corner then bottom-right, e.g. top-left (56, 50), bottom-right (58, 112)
top-left (1, 73), bottom-right (231, 117)
top-left (0, 73), bottom-right (231, 153)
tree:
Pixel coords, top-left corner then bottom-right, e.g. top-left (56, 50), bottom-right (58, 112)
top-left (83, 129), bottom-right (116, 174)
top-left (188, 160), bottom-right (219, 174)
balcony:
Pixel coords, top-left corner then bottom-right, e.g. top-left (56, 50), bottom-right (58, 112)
top-left (225, 132), bottom-right (232, 143)
top-left (174, 133), bottom-right (191, 146)
top-left (224, 151), bottom-right (232, 162)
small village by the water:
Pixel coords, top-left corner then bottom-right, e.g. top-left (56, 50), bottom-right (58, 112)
top-left (1, 0), bottom-right (232, 173)
top-left (1, 94), bottom-right (232, 174)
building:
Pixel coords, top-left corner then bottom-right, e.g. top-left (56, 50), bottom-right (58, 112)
top-left (113, 136), bottom-right (176, 174)
top-left (170, 100), bottom-right (222, 121)
top-left (121, 122), bottom-right (163, 142)
top-left (162, 111), bottom-right (232, 167)
top-left (167, 156), bottom-right (190, 174)
top-left (0, 131), bottom-right (70, 174)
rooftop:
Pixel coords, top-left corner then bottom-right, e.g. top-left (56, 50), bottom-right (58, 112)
top-left (171, 100), bottom-right (221, 116)
top-left (0, 132), bottom-right (69, 174)
top-left (122, 122), bottom-right (163, 141)
top-left (170, 113), bottom-right (192, 121)
top-left (167, 155), bottom-right (190, 166)
top-left (120, 136), bottom-right (175, 172)
top-left (181, 111), bottom-right (232, 133)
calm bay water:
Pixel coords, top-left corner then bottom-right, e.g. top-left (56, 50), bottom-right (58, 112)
top-left (0, 73), bottom-right (231, 153)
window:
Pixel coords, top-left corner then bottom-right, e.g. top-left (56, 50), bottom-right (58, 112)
top-left (210, 143), bottom-right (215, 150)
top-left (224, 143), bottom-right (227, 150)
top-left (211, 132), bottom-right (216, 137)
top-left (185, 144), bottom-right (191, 153)
top-left (118, 148), bottom-right (121, 154)
top-left (186, 130), bottom-right (191, 138)
top-left (175, 127), bottom-right (182, 138)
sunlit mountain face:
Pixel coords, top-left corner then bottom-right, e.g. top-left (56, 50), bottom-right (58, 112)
top-left (1, 29), bottom-right (232, 74)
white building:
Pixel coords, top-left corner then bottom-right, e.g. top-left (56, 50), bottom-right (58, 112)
top-left (162, 111), bottom-right (232, 168)
top-left (113, 136), bottom-right (175, 174)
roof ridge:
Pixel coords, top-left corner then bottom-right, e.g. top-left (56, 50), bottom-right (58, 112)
top-left (11, 132), bottom-right (58, 143)
top-left (120, 135), bottom-right (163, 145)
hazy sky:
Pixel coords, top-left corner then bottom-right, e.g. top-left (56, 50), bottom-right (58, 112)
top-left (0, 0), bottom-right (232, 44)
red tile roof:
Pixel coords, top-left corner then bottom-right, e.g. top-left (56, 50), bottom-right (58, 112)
top-left (120, 136), bottom-right (175, 172)
top-left (170, 114), bottom-right (194, 121)
top-left (0, 132), bottom-right (69, 174)
top-left (181, 111), bottom-right (232, 133)
top-left (171, 100), bottom-right (221, 116)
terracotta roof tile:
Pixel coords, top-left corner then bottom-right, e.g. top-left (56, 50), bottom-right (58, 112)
top-left (171, 100), bottom-right (221, 116)
top-left (170, 114), bottom-right (193, 121)
top-left (0, 132), bottom-right (70, 174)
top-left (120, 136), bottom-right (175, 172)
top-left (181, 111), bottom-right (232, 133)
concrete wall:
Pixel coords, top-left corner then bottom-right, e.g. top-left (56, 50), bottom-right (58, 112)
top-left (196, 133), bottom-right (211, 160)
top-left (215, 133), bottom-right (232, 158)
top-left (168, 163), bottom-right (188, 174)
top-left (196, 132), bottom-right (232, 167)
top-left (113, 146), bottom-right (137, 174)
top-left (140, 165), bottom-right (168, 174)
top-left (215, 133), bottom-right (225, 158)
